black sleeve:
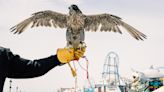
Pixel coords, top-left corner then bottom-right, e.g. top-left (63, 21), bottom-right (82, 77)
top-left (0, 47), bottom-right (63, 78)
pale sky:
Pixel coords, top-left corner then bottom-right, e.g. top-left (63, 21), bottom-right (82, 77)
top-left (0, 0), bottom-right (164, 92)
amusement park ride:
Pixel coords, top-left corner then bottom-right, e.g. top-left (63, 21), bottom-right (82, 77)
top-left (58, 52), bottom-right (164, 92)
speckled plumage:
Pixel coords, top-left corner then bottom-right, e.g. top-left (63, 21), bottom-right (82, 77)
top-left (11, 5), bottom-right (147, 49)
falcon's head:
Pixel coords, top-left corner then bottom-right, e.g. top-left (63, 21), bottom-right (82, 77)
top-left (69, 4), bottom-right (82, 15)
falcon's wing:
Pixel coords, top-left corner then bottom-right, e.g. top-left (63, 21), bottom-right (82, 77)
top-left (11, 10), bottom-right (68, 34)
top-left (84, 14), bottom-right (147, 40)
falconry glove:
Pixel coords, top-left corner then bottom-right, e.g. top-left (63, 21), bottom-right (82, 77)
top-left (57, 47), bottom-right (86, 63)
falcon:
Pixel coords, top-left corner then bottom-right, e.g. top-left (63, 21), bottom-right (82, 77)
top-left (10, 4), bottom-right (147, 49)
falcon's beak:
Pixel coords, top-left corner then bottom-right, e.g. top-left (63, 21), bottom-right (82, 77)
top-left (68, 7), bottom-right (71, 10)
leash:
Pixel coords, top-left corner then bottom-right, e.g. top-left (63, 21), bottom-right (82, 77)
top-left (78, 56), bottom-right (92, 87)
top-left (68, 55), bottom-right (92, 90)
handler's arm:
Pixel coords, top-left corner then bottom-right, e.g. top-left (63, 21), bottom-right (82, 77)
top-left (4, 48), bottom-right (63, 78)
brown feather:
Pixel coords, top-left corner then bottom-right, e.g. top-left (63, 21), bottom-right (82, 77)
top-left (11, 10), bottom-right (68, 34)
top-left (84, 13), bottom-right (147, 40)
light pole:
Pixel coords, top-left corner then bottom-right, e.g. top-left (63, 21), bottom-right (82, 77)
top-left (9, 80), bottom-right (12, 92)
top-left (16, 86), bottom-right (18, 92)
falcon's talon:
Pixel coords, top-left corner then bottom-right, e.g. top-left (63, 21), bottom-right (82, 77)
top-left (77, 42), bottom-right (86, 50)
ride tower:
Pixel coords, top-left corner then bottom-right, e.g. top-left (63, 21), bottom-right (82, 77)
top-left (102, 52), bottom-right (120, 87)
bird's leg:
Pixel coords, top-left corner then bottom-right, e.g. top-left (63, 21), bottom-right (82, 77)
top-left (78, 41), bottom-right (86, 50)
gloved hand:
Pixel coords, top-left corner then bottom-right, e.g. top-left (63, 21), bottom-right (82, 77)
top-left (57, 47), bottom-right (86, 63)
top-left (74, 47), bottom-right (86, 60)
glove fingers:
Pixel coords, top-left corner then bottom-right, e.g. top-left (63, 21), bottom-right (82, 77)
top-left (75, 53), bottom-right (82, 59)
top-left (75, 51), bottom-right (84, 59)
top-left (74, 47), bottom-right (86, 60)
top-left (75, 50), bottom-right (83, 55)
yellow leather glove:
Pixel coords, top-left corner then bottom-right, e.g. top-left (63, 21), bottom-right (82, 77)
top-left (74, 47), bottom-right (86, 60)
top-left (57, 48), bottom-right (74, 63)
top-left (57, 47), bottom-right (86, 63)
